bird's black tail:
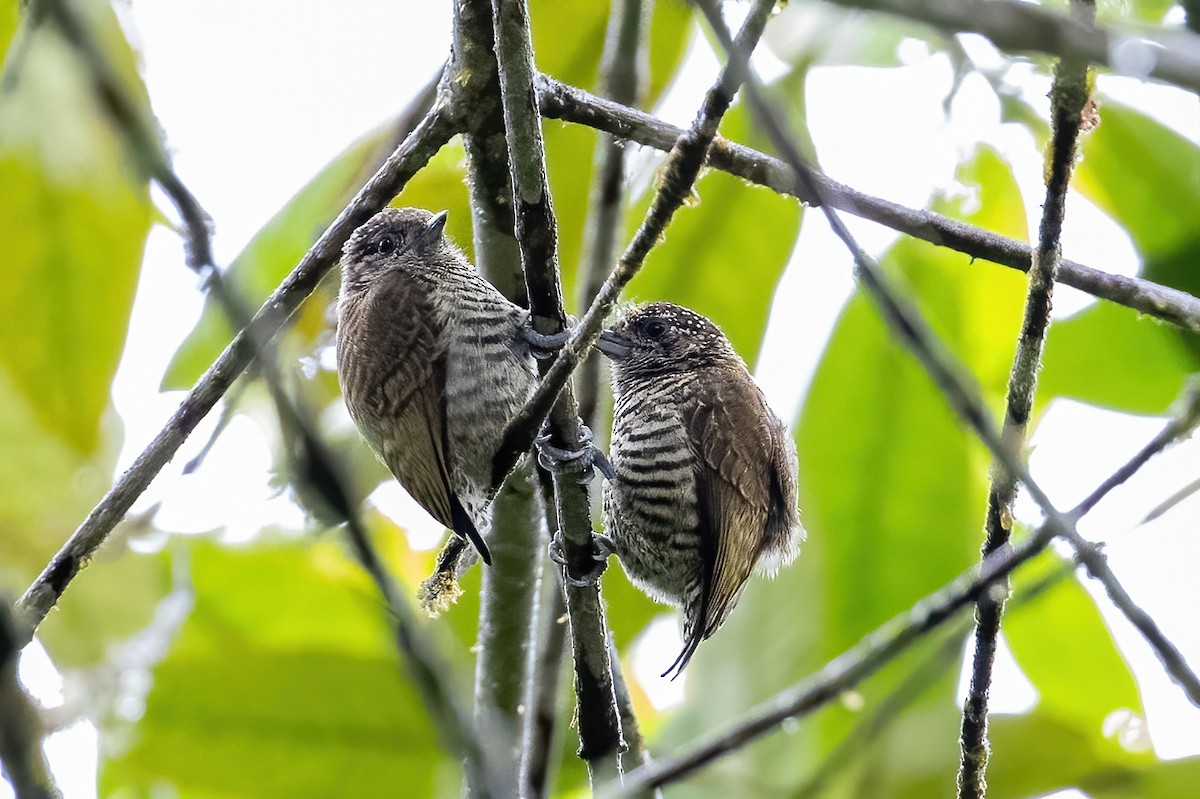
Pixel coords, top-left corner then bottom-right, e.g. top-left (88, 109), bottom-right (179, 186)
top-left (450, 494), bottom-right (492, 566)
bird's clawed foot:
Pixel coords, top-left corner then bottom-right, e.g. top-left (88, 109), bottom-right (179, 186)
top-left (522, 316), bottom-right (576, 360)
top-left (535, 422), bottom-right (615, 483)
top-left (548, 528), bottom-right (615, 587)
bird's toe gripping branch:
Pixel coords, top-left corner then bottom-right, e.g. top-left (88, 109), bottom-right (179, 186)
top-left (535, 423), bottom-right (615, 483)
top-left (548, 528), bottom-right (614, 587)
top-left (521, 313), bottom-right (579, 360)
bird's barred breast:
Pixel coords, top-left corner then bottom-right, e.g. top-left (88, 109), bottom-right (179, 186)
top-left (443, 286), bottom-right (537, 497)
top-left (605, 383), bottom-right (701, 604)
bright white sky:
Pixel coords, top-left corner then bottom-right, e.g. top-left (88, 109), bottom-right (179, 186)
top-left (7, 3), bottom-right (1200, 797)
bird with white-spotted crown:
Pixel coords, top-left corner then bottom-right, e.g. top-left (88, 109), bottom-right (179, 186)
top-left (596, 302), bottom-right (804, 678)
top-left (336, 207), bottom-right (570, 611)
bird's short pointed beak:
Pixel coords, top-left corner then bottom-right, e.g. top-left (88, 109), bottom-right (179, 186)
top-left (425, 210), bottom-right (448, 239)
top-left (411, 210), bottom-right (448, 252)
top-left (596, 330), bottom-right (633, 360)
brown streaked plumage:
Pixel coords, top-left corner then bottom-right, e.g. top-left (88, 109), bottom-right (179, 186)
top-left (597, 302), bottom-right (802, 677)
top-left (336, 207), bottom-right (540, 574)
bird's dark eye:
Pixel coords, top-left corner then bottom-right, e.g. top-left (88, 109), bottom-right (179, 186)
top-left (376, 234), bottom-right (397, 256)
top-left (644, 320), bottom-right (667, 339)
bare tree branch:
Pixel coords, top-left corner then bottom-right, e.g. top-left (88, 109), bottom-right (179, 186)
top-left (14, 78), bottom-right (456, 642)
top-left (534, 77), bottom-right (1200, 333)
top-left (522, 0), bottom-right (655, 792)
top-left (1070, 381), bottom-right (1200, 521)
top-left (489, 0), bottom-right (627, 782)
top-left (0, 602), bottom-right (58, 799)
top-left (825, 0), bottom-right (1200, 94)
top-left (448, 4), bottom-right (544, 792)
top-left (959, 4), bottom-right (1094, 791)
top-left (522, 554), bottom-right (570, 798)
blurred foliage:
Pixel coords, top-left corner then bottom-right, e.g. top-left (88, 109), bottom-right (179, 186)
top-left (4, 0), bottom-right (1200, 797)
top-left (0, 0), bottom-right (164, 657)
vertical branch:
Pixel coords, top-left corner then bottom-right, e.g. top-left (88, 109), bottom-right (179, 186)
top-left (488, 0), bottom-right (626, 783)
top-left (449, 2), bottom-right (544, 795)
top-left (522, 542), bottom-right (571, 797)
top-left (957, 4), bottom-right (1093, 794)
top-left (537, 0), bottom-right (652, 782)
top-left (0, 603), bottom-right (58, 799)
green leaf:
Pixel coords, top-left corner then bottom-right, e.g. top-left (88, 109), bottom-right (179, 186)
top-left (530, 0), bottom-right (608, 91)
top-left (1041, 102), bottom-right (1200, 413)
top-left (530, 0), bottom-right (691, 104)
top-left (0, 0), bottom-right (18, 61)
top-left (0, 24), bottom-right (151, 454)
top-left (800, 146), bottom-right (1026, 654)
top-left (623, 101), bottom-right (803, 368)
top-left (1041, 301), bottom-right (1195, 415)
top-left (1005, 550), bottom-right (1144, 738)
top-left (1076, 102), bottom-right (1200, 297)
top-left (162, 125), bottom-right (407, 388)
top-left (101, 537), bottom-right (461, 798)
top-left (645, 0), bottom-right (694, 107)
top-left (765, 2), bottom-right (936, 69)
top-left (0, 370), bottom-right (98, 592)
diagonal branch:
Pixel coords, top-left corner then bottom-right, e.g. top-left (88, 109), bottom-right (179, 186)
top-left (825, 0), bottom-right (1200, 95)
top-left (610, 379), bottom-right (1200, 792)
top-left (14, 79), bottom-right (457, 643)
top-left (959, 4), bottom-right (1094, 792)
top-left (534, 77), bottom-right (1200, 333)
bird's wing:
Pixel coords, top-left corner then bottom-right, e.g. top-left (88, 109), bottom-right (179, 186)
top-left (373, 300), bottom-right (491, 564)
top-left (665, 374), bottom-right (785, 677)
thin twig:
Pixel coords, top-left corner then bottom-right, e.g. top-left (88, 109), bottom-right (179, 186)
top-left (1070, 380), bottom-right (1200, 521)
top-left (534, 77), bottom-right (1200, 333)
top-left (609, 523), bottom-right (1060, 794)
top-left (825, 0), bottom-right (1200, 94)
top-left (959, 4), bottom-right (1093, 793)
top-left (522, 555), bottom-right (571, 798)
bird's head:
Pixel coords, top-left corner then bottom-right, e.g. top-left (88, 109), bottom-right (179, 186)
top-left (340, 207), bottom-right (456, 290)
top-left (596, 302), bottom-right (738, 379)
